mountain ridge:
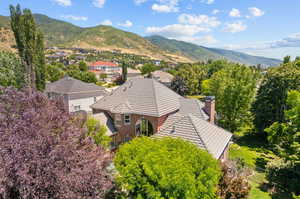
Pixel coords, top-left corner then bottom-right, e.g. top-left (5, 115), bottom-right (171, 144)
top-left (0, 14), bottom-right (281, 66)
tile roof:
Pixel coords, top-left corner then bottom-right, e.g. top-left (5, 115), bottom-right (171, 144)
top-left (151, 70), bottom-right (174, 83)
top-left (89, 61), bottom-right (118, 67)
top-left (156, 113), bottom-right (232, 159)
top-left (45, 76), bottom-right (108, 100)
top-left (91, 78), bottom-right (183, 117)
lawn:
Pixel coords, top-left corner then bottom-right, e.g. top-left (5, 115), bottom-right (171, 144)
top-left (229, 133), bottom-right (291, 199)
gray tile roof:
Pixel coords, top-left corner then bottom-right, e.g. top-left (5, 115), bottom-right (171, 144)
top-left (45, 76), bottom-right (108, 100)
top-left (91, 78), bottom-right (183, 117)
top-left (179, 98), bottom-right (209, 120)
top-left (151, 70), bottom-right (174, 83)
top-left (156, 113), bottom-right (232, 159)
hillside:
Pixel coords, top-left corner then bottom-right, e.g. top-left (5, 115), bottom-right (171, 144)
top-left (0, 14), bottom-right (190, 62)
top-left (146, 35), bottom-right (282, 67)
top-left (0, 14), bottom-right (281, 66)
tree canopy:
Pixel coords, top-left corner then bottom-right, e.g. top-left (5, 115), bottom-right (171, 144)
top-left (252, 62), bottom-right (300, 133)
top-left (114, 137), bottom-right (221, 199)
top-left (0, 87), bottom-right (112, 198)
top-left (204, 64), bottom-right (260, 132)
top-left (10, 4), bottom-right (46, 91)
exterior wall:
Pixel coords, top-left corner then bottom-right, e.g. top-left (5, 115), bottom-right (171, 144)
top-left (69, 96), bottom-right (103, 113)
top-left (92, 109), bottom-right (170, 146)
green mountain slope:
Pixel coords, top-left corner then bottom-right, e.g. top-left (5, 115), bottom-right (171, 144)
top-left (146, 35), bottom-right (282, 66)
top-left (0, 14), bottom-right (281, 66)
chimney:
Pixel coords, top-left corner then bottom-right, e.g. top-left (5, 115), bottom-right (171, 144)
top-left (204, 96), bottom-right (215, 124)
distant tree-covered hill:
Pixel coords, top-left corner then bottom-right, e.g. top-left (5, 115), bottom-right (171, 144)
top-left (0, 14), bottom-right (281, 66)
top-left (146, 35), bottom-right (282, 67)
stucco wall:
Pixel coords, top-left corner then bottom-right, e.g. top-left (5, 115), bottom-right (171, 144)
top-left (69, 96), bottom-right (103, 113)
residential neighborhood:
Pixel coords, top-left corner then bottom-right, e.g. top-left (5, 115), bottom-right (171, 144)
top-left (0, 1), bottom-right (300, 199)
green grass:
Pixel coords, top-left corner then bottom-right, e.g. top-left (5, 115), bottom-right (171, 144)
top-left (229, 133), bottom-right (279, 199)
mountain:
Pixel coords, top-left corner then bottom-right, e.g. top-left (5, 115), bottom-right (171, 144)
top-left (146, 35), bottom-right (282, 67)
top-left (0, 14), bottom-right (281, 66)
top-left (0, 14), bottom-right (190, 62)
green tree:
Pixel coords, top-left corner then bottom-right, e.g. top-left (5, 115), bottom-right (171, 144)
top-left (205, 65), bottom-right (259, 132)
top-left (171, 75), bottom-right (189, 96)
top-left (10, 4), bottom-right (46, 91)
top-left (0, 51), bottom-right (24, 88)
top-left (283, 55), bottom-right (291, 64)
top-left (86, 117), bottom-right (111, 149)
top-left (266, 90), bottom-right (300, 163)
top-left (140, 63), bottom-right (158, 76)
top-left (46, 64), bottom-right (65, 82)
top-left (122, 62), bottom-right (128, 82)
top-left (100, 73), bottom-right (107, 81)
top-left (252, 63), bottom-right (300, 133)
top-left (79, 61), bottom-right (88, 71)
top-left (114, 137), bottom-right (221, 199)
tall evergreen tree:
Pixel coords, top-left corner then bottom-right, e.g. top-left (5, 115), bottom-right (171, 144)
top-left (9, 4), bottom-right (46, 91)
top-left (122, 61), bottom-right (128, 83)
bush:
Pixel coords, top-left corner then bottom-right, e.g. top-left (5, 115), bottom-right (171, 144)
top-left (218, 162), bottom-right (251, 199)
top-left (0, 87), bottom-right (113, 198)
top-left (114, 137), bottom-right (221, 199)
top-left (266, 160), bottom-right (300, 195)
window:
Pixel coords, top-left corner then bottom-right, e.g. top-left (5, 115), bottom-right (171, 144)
top-left (124, 114), bottom-right (131, 125)
top-left (115, 114), bottom-right (122, 127)
top-left (74, 105), bottom-right (81, 111)
top-left (94, 97), bottom-right (97, 103)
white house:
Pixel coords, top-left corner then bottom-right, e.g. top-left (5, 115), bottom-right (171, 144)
top-left (45, 76), bottom-right (108, 113)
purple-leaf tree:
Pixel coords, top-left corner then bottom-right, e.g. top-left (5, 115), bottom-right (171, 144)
top-left (0, 87), bottom-right (113, 199)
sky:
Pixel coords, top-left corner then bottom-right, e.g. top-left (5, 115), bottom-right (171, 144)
top-left (1, 0), bottom-right (300, 59)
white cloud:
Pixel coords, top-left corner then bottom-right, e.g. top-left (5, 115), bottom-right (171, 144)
top-left (61, 15), bottom-right (88, 21)
top-left (118, 20), bottom-right (133, 28)
top-left (248, 7), bottom-right (265, 17)
top-left (201, 0), bottom-right (214, 5)
top-left (178, 35), bottom-right (217, 45)
top-left (151, 0), bottom-right (180, 13)
top-left (223, 21), bottom-right (247, 33)
top-left (93, 0), bottom-right (106, 8)
top-left (101, 19), bottom-right (113, 25)
top-left (212, 9), bottom-right (219, 15)
top-left (178, 13), bottom-right (221, 27)
top-left (53, 0), bottom-right (72, 6)
top-left (229, 8), bottom-right (241, 18)
top-left (146, 24), bottom-right (210, 38)
top-left (152, 3), bottom-right (179, 13)
top-left (134, 0), bottom-right (148, 4)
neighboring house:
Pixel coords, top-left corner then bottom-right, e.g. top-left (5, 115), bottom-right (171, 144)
top-left (127, 68), bottom-right (143, 80)
top-left (91, 78), bottom-right (232, 160)
top-left (45, 76), bottom-right (108, 113)
top-left (89, 61), bottom-right (122, 82)
top-left (151, 70), bottom-right (174, 87)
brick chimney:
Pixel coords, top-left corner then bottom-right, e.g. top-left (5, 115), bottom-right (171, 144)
top-left (204, 96), bottom-right (215, 124)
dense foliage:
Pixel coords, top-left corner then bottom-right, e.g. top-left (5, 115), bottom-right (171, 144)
top-left (265, 90), bottom-right (300, 196)
top-left (204, 64), bottom-right (260, 132)
top-left (140, 63), bottom-right (159, 76)
top-left (114, 137), bottom-right (221, 199)
top-left (86, 117), bottom-right (112, 149)
top-left (0, 51), bottom-right (24, 88)
top-left (10, 5), bottom-right (46, 91)
top-left (0, 87), bottom-right (113, 198)
top-left (252, 62), bottom-right (300, 133)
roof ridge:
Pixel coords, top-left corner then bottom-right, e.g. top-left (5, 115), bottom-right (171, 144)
top-left (152, 79), bottom-right (160, 116)
top-left (187, 114), bottom-right (208, 151)
top-left (158, 114), bottom-right (184, 132)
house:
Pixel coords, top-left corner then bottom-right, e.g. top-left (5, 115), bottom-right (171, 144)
top-left (127, 68), bottom-right (143, 80)
top-left (45, 76), bottom-right (108, 113)
top-left (151, 70), bottom-right (174, 87)
top-left (89, 61), bottom-right (122, 82)
top-left (91, 78), bottom-right (232, 160)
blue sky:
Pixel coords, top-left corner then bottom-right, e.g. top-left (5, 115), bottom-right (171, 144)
top-left (1, 0), bottom-right (300, 59)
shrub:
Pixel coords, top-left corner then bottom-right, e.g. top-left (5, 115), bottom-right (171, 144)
top-left (114, 137), bottom-right (221, 199)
